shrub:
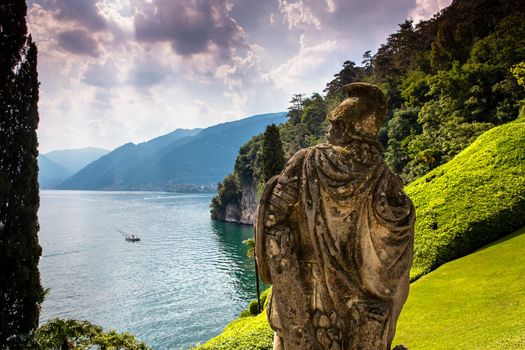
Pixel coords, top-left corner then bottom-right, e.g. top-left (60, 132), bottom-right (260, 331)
top-left (407, 121), bottom-right (525, 280)
top-left (36, 318), bottom-right (151, 350)
top-left (248, 300), bottom-right (260, 316)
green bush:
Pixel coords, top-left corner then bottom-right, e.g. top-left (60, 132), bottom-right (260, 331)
top-left (36, 318), bottom-right (151, 350)
top-left (238, 288), bottom-right (271, 318)
top-left (407, 121), bottom-right (525, 280)
top-left (248, 300), bottom-right (260, 316)
top-left (210, 174), bottom-right (241, 220)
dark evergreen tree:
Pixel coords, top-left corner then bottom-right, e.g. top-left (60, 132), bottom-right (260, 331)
top-left (0, 1), bottom-right (44, 348)
top-left (324, 60), bottom-right (362, 104)
top-left (260, 124), bottom-right (285, 183)
top-left (287, 94), bottom-right (305, 125)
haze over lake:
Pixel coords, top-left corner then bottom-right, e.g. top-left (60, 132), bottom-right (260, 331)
top-left (38, 191), bottom-right (259, 349)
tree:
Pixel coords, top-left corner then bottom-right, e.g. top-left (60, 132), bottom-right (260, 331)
top-left (287, 94), bottom-right (305, 125)
top-left (324, 60), bottom-right (362, 106)
top-left (35, 319), bottom-right (151, 350)
top-left (0, 1), bottom-right (44, 347)
top-left (260, 124), bottom-right (285, 184)
top-left (242, 238), bottom-right (261, 314)
top-left (210, 174), bottom-right (241, 220)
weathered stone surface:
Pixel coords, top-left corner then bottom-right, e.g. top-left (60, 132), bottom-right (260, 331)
top-left (255, 83), bottom-right (415, 350)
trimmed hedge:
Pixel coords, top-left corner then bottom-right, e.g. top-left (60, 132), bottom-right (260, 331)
top-left (195, 121), bottom-right (525, 349)
top-left (407, 120), bottom-right (525, 280)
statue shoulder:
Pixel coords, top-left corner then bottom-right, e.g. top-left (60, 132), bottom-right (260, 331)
top-left (376, 168), bottom-right (414, 218)
top-left (286, 148), bottom-right (309, 165)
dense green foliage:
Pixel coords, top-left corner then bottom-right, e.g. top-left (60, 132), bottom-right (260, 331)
top-left (193, 311), bottom-right (273, 350)
top-left (395, 226), bottom-right (525, 349)
top-left (0, 1), bottom-right (44, 347)
top-left (199, 119), bottom-right (525, 349)
top-left (406, 121), bottom-right (525, 280)
top-left (238, 288), bottom-right (271, 318)
top-left (210, 174), bottom-right (241, 220)
top-left (373, 0), bottom-right (525, 182)
top-left (36, 319), bottom-right (151, 350)
top-left (260, 125), bottom-right (285, 183)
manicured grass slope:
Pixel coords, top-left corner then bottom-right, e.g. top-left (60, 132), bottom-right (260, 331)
top-left (394, 226), bottom-right (525, 349)
top-left (406, 121), bottom-right (525, 280)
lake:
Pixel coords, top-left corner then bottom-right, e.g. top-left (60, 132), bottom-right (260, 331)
top-left (38, 190), bottom-right (260, 349)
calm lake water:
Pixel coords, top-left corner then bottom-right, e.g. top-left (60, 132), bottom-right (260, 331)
top-left (38, 190), bottom-right (260, 349)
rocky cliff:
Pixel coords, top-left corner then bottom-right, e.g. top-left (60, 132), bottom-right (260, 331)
top-left (221, 181), bottom-right (257, 225)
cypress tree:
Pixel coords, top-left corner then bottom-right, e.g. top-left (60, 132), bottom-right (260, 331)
top-left (0, 1), bottom-right (44, 348)
top-left (260, 124), bottom-right (285, 183)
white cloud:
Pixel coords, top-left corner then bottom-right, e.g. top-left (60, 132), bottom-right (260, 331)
top-left (409, 0), bottom-right (452, 23)
top-left (278, 0), bottom-right (322, 30)
top-left (325, 0), bottom-right (336, 13)
top-left (270, 12), bottom-right (276, 26)
top-left (264, 34), bottom-right (337, 93)
top-left (29, 0), bottom-right (453, 153)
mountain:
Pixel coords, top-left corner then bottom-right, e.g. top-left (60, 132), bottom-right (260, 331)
top-left (38, 147), bottom-right (110, 189)
top-left (44, 147), bottom-right (110, 174)
top-left (58, 113), bottom-right (287, 190)
top-left (38, 155), bottom-right (73, 189)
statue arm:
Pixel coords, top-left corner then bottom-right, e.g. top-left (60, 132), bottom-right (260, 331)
top-left (255, 148), bottom-right (306, 284)
top-left (264, 148), bottom-right (306, 227)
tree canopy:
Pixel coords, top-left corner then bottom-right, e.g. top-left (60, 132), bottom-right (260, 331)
top-left (0, 1), bottom-right (43, 347)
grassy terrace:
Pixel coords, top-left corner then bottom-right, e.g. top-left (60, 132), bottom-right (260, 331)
top-left (395, 226), bottom-right (525, 349)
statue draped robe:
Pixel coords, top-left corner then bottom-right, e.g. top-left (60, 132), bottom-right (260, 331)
top-left (256, 141), bottom-right (415, 350)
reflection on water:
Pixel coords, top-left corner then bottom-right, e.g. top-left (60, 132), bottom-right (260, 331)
top-left (210, 221), bottom-right (268, 301)
top-left (38, 191), bottom-right (263, 349)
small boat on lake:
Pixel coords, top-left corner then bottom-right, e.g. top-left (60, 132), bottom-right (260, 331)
top-left (125, 234), bottom-right (141, 242)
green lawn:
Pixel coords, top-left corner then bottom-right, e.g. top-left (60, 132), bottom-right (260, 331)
top-left (394, 226), bottom-right (525, 349)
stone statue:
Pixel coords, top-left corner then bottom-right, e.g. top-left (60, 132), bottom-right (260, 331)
top-left (255, 82), bottom-right (415, 350)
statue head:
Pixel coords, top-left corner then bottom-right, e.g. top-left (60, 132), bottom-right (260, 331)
top-left (326, 82), bottom-right (387, 146)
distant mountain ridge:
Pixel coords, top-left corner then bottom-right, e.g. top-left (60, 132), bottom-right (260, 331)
top-left (44, 147), bottom-right (110, 173)
top-left (58, 112), bottom-right (287, 190)
top-left (38, 147), bottom-right (109, 189)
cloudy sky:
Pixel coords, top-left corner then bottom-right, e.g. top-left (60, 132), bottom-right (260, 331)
top-left (28, 0), bottom-right (451, 153)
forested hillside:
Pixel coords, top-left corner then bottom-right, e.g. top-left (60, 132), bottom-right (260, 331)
top-left (211, 0), bottom-right (525, 222)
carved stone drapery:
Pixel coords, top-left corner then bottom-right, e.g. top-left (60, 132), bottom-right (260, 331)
top-left (256, 83), bottom-right (415, 350)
